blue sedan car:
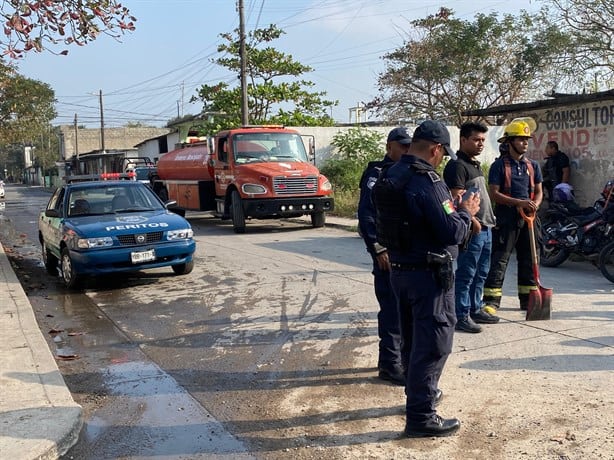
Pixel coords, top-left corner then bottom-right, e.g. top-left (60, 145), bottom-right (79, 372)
top-left (38, 177), bottom-right (196, 289)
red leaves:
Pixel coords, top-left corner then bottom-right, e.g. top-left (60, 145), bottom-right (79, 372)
top-left (2, 0), bottom-right (136, 58)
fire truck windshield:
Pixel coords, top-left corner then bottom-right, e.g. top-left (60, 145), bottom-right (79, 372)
top-left (233, 133), bottom-right (309, 164)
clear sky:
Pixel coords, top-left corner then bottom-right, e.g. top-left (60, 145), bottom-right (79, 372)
top-left (16, 0), bottom-right (541, 128)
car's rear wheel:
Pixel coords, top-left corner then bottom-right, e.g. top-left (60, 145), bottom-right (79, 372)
top-left (61, 248), bottom-right (81, 289)
top-left (172, 260), bottom-right (194, 275)
top-left (42, 241), bottom-right (58, 275)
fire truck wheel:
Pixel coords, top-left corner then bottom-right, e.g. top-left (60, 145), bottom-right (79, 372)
top-left (311, 211), bottom-right (325, 228)
top-left (231, 190), bottom-right (246, 233)
top-left (172, 260), bottom-right (194, 275)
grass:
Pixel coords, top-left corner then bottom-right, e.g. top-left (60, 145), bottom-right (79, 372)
top-left (331, 189), bottom-right (358, 219)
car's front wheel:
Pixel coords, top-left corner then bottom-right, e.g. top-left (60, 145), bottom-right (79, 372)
top-left (61, 248), bottom-right (81, 289)
top-left (172, 260), bottom-right (194, 275)
top-left (42, 241), bottom-right (58, 275)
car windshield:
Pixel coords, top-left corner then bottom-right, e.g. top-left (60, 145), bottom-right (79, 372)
top-left (67, 183), bottom-right (164, 217)
top-left (233, 133), bottom-right (309, 164)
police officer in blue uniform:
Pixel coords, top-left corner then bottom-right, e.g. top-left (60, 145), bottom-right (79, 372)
top-left (358, 127), bottom-right (411, 385)
top-left (373, 120), bottom-right (479, 437)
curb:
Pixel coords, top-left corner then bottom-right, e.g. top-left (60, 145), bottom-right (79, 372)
top-left (0, 243), bottom-right (83, 460)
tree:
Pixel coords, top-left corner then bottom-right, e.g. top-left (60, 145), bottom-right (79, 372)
top-left (0, 0), bottom-right (136, 58)
top-left (191, 24), bottom-right (337, 133)
top-left (0, 60), bottom-right (56, 143)
top-left (0, 60), bottom-right (56, 179)
top-left (541, 0), bottom-right (614, 86)
top-left (370, 8), bottom-right (572, 126)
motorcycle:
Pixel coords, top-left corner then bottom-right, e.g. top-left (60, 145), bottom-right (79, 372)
top-left (598, 239), bottom-right (614, 283)
top-left (539, 180), bottom-right (614, 267)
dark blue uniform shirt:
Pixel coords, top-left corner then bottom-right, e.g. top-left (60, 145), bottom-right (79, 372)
top-left (488, 155), bottom-right (542, 200)
top-left (386, 155), bottom-right (472, 265)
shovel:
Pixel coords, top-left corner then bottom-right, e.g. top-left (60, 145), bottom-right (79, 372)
top-left (518, 207), bottom-right (552, 320)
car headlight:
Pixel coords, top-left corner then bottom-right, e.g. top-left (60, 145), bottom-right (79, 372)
top-left (77, 237), bottom-right (113, 249)
top-left (167, 228), bottom-right (194, 240)
top-left (321, 179), bottom-right (332, 192)
top-left (242, 183), bottom-right (267, 194)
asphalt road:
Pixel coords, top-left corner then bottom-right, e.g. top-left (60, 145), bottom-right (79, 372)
top-left (1, 184), bottom-right (613, 460)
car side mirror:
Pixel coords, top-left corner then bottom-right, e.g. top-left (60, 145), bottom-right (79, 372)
top-left (45, 209), bottom-right (60, 218)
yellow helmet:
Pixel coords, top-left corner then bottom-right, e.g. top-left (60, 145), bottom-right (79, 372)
top-left (497, 117), bottom-right (536, 143)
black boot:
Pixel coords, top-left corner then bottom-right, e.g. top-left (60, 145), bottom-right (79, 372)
top-left (405, 415), bottom-right (460, 437)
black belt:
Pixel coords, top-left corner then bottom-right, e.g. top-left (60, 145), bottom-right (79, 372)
top-left (390, 262), bottom-right (431, 271)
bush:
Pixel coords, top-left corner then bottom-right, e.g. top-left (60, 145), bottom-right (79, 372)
top-left (320, 127), bottom-right (385, 193)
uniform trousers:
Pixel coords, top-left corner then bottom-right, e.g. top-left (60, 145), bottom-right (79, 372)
top-left (484, 217), bottom-right (536, 308)
top-left (372, 259), bottom-right (403, 371)
top-left (390, 268), bottom-right (456, 424)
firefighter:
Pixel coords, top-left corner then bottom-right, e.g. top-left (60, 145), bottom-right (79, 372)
top-left (483, 118), bottom-right (544, 311)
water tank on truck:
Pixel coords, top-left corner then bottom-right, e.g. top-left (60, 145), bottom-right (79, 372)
top-left (151, 142), bottom-right (216, 211)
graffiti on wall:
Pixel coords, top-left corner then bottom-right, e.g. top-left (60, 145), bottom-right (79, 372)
top-left (527, 103), bottom-right (614, 165)
top-left (522, 101), bottom-right (614, 204)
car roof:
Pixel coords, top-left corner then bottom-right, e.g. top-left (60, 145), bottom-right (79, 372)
top-left (65, 180), bottom-right (143, 190)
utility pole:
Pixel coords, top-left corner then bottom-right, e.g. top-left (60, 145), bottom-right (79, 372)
top-left (99, 89), bottom-right (105, 152)
top-left (74, 114), bottom-right (79, 161)
top-left (238, 0), bottom-right (249, 126)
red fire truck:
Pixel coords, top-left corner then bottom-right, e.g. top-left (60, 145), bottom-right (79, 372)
top-left (150, 125), bottom-right (334, 233)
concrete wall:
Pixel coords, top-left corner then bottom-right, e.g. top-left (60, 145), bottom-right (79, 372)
top-left (290, 125), bottom-right (504, 168)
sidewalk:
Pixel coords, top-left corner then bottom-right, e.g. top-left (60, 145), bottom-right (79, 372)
top-left (0, 243), bottom-right (83, 459)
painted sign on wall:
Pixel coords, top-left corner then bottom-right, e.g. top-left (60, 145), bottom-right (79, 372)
top-left (524, 101), bottom-right (614, 204)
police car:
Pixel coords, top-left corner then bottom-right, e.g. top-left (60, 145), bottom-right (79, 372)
top-left (38, 173), bottom-right (196, 289)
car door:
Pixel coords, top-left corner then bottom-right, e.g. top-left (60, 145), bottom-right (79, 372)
top-left (40, 187), bottom-right (66, 256)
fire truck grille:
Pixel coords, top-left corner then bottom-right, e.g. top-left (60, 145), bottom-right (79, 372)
top-left (117, 231), bottom-right (164, 246)
top-left (273, 176), bottom-right (318, 195)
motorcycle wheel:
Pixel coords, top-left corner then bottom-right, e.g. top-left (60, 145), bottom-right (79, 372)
top-left (598, 240), bottom-right (614, 283)
top-left (539, 221), bottom-right (571, 267)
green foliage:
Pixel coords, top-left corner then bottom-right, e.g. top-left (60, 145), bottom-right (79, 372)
top-left (320, 128), bottom-right (384, 192)
top-left (0, 61), bottom-right (57, 179)
top-left (0, 61), bottom-right (56, 144)
top-left (371, 8), bottom-right (572, 125)
top-left (191, 24), bottom-right (337, 133)
top-left (330, 188), bottom-right (360, 219)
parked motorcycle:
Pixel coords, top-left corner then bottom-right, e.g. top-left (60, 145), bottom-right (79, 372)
top-left (598, 239), bottom-right (614, 283)
top-left (539, 180), bottom-right (614, 267)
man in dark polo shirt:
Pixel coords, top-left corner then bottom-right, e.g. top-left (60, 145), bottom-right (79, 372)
top-left (443, 121), bottom-right (499, 333)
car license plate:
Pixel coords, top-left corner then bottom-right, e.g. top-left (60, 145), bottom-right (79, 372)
top-left (131, 249), bottom-right (155, 264)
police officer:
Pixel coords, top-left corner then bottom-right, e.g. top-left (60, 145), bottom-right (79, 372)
top-left (373, 120), bottom-right (480, 437)
top-left (358, 127), bottom-right (411, 385)
top-left (483, 118), bottom-right (543, 311)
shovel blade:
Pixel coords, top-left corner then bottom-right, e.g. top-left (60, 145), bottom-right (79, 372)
top-left (526, 287), bottom-right (552, 321)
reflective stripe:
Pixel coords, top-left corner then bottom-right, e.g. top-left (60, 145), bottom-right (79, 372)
top-left (518, 284), bottom-right (538, 294)
top-left (483, 287), bottom-right (503, 297)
